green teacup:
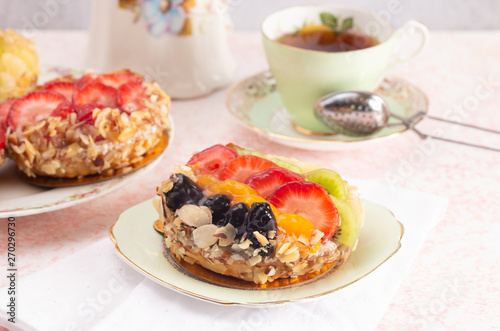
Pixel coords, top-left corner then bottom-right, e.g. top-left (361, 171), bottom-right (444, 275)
top-left (261, 4), bottom-right (428, 134)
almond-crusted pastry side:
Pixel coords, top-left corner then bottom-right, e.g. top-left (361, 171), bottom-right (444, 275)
top-left (158, 193), bottom-right (351, 284)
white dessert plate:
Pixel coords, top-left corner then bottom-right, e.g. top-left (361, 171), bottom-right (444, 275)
top-left (226, 71), bottom-right (428, 151)
top-left (0, 66), bottom-right (174, 218)
top-left (0, 114), bottom-right (173, 218)
top-left (109, 198), bottom-right (404, 306)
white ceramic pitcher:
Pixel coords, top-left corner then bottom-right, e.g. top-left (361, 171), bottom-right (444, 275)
top-left (86, 0), bottom-right (235, 99)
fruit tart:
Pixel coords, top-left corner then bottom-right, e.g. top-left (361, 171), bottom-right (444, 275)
top-left (155, 144), bottom-right (364, 285)
top-left (2, 69), bottom-right (170, 180)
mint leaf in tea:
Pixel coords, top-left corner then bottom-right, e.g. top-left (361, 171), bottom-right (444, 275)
top-left (320, 12), bottom-right (338, 29)
top-left (276, 14), bottom-right (377, 52)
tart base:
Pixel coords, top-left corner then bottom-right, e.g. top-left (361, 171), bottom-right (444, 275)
top-left (163, 237), bottom-right (351, 290)
top-left (17, 130), bottom-right (170, 187)
top-left (161, 211), bottom-right (352, 286)
top-left (154, 217), bottom-right (352, 289)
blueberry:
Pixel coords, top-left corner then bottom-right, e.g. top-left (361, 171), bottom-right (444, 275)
top-left (203, 194), bottom-right (231, 226)
top-left (222, 202), bottom-right (248, 237)
top-left (164, 173), bottom-right (205, 211)
top-left (246, 202), bottom-right (277, 256)
top-left (246, 202), bottom-right (277, 235)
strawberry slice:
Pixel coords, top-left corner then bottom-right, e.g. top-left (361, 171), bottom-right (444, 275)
top-left (77, 73), bottom-right (98, 88)
top-left (76, 103), bottom-right (104, 124)
top-left (73, 81), bottom-right (117, 108)
top-left (187, 144), bottom-right (238, 175)
top-left (51, 101), bottom-right (77, 119)
top-left (50, 102), bottom-right (103, 124)
top-left (117, 81), bottom-right (146, 113)
top-left (0, 127), bottom-right (5, 149)
top-left (96, 71), bottom-right (141, 89)
top-left (0, 98), bottom-right (15, 130)
top-left (42, 75), bottom-right (76, 86)
top-left (268, 181), bottom-right (339, 240)
top-left (43, 81), bottom-right (77, 101)
top-left (7, 91), bottom-right (66, 130)
top-left (218, 155), bottom-right (277, 182)
top-left (245, 167), bottom-right (305, 199)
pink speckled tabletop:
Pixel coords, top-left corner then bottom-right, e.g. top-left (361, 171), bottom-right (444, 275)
top-left (1, 30), bottom-right (500, 330)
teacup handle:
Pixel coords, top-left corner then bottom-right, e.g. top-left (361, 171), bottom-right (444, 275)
top-left (386, 20), bottom-right (429, 70)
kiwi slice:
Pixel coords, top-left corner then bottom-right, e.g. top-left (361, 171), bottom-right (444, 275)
top-left (330, 195), bottom-right (359, 248)
top-left (269, 158), bottom-right (303, 174)
top-left (305, 169), bottom-right (348, 201)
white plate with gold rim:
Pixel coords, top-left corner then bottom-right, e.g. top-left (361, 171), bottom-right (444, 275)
top-left (109, 198), bottom-right (403, 306)
top-left (226, 71), bottom-right (428, 151)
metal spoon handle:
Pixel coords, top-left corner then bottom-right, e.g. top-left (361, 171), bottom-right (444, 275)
top-left (412, 127), bottom-right (500, 152)
top-left (389, 111), bottom-right (426, 127)
top-left (426, 115), bottom-right (500, 135)
top-left (390, 112), bottom-right (500, 151)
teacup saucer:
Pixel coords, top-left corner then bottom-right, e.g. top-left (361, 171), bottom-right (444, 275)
top-left (226, 71), bottom-right (428, 151)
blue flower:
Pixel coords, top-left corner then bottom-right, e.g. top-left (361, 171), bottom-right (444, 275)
top-left (140, 0), bottom-right (188, 37)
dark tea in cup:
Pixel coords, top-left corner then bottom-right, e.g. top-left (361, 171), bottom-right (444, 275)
top-left (276, 13), bottom-right (378, 52)
top-left (262, 5), bottom-right (428, 133)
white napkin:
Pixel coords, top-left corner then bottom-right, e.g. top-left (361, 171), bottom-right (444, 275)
top-left (1, 180), bottom-right (448, 331)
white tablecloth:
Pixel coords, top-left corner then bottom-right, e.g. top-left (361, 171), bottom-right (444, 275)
top-left (1, 180), bottom-right (447, 331)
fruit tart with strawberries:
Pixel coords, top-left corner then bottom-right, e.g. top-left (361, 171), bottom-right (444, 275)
top-left (155, 144), bottom-right (364, 285)
top-left (1, 69), bottom-right (170, 183)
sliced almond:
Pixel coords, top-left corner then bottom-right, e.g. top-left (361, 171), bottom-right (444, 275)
top-left (160, 180), bottom-right (173, 193)
top-left (284, 246), bottom-right (298, 256)
top-left (173, 216), bottom-right (183, 228)
top-left (214, 224), bottom-right (236, 246)
top-left (253, 231), bottom-right (269, 247)
top-left (278, 250), bottom-right (300, 263)
top-left (310, 230), bottom-right (324, 245)
top-left (238, 239), bottom-right (252, 250)
top-left (183, 255), bottom-right (196, 265)
top-left (254, 270), bottom-right (268, 284)
top-left (210, 246), bottom-right (224, 259)
top-left (177, 246), bottom-right (186, 257)
top-left (297, 234), bottom-right (309, 245)
top-left (266, 266), bottom-right (276, 277)
top-left (192, 224), bottom-right (218, 249)
top-left (231, 243), bottom-right (243, 252)
top-left (292, 261), bottom-right (308, 274)
top-left (247, 255), bottom-right (262, 266)
top-left (278, 242), bottom-right (291, 255)
top-left (152, 197), bottom-right (160, 213)
top-left (173, 165), bottom-right (197, 182)
top-left (176, 205), bottom-right (212, 227)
